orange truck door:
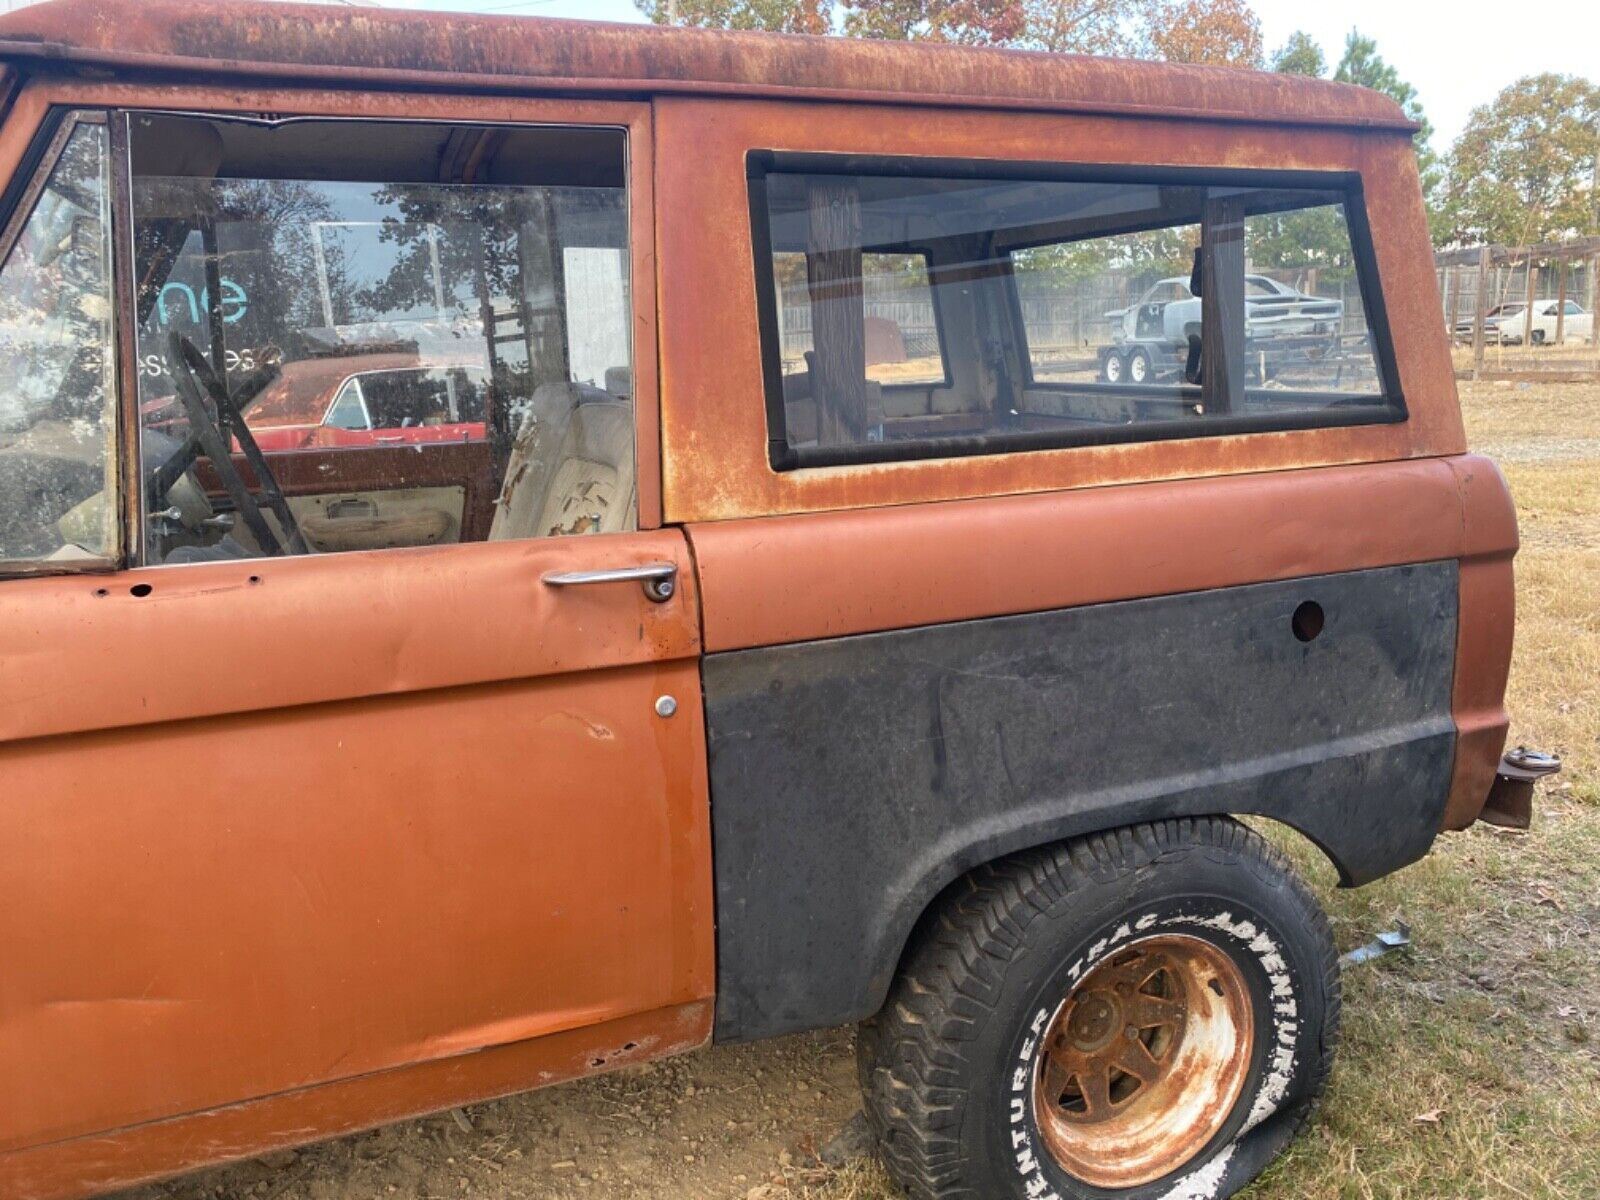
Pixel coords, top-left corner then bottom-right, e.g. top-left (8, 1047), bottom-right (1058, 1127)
top-left (0, 538), bottom-right (715, 1159)
top-left (0, 97), bottom-right (713, 1188)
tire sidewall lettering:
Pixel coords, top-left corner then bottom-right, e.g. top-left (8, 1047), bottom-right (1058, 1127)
top-left (1005, 902), bottom-right (1305, 1200)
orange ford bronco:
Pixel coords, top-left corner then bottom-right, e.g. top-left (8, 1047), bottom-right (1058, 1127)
top-left (0, 4), bottom-right (1543, 1198)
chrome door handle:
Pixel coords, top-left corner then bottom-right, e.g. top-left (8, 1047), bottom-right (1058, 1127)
top-left (542, 561), bottom-right (677, 603)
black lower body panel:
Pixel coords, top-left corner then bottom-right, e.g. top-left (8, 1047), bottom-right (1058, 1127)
top-left (703, 563), bottom-right (1458, 1042)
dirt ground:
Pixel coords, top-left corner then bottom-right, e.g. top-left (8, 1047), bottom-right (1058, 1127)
top-left (124, 379), bottom-right (1600, 1200)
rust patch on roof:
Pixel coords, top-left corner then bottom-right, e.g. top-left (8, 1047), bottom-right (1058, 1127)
top-left (0, 0), bottom-right (1418, 132)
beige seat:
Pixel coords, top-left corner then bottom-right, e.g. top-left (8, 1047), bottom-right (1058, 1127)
top-left (489, 382), bottom-right (636, 540)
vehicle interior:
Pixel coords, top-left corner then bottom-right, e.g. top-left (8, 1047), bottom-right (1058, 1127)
top-left (759, 168), bottom-right (1392, 458)
top-left (126, 113), bottom-right (637, 563)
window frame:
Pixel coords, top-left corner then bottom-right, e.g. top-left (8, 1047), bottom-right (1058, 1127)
top-left (767, 243), bottom-right (956, 393)
top-left (0, 107), bottom-right (131, 577)
top-left (324, 377), bottom-right (373, 432)
top-left (747, 150), bottom-right (1407, 472)
top-left (117, 108), bottom-right (644, 566)
top-left (858, 248), bottom-right (954, 392)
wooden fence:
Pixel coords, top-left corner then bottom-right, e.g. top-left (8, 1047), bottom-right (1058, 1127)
top-left (1436, 239), bottom-right (1600, 381)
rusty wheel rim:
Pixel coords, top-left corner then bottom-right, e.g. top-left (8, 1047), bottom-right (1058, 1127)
top-left (1032, 934), bottom-right (1254, 1189)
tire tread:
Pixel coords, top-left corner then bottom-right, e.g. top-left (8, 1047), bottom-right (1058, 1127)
top-left (856, 817), bottom-right (1339, 1200)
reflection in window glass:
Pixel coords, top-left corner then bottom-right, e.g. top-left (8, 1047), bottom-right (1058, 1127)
top-left (325, 379), bottom-right (368, 431)
top-left (755, 166), bottom-right (1397, 466)
top-left (0, 120), bottom-right (119, 565)
top-left (771, 250), bottom-right (948, 397)
top-left (1012, 225), bottom-right (1200, 397)
top-left (130, 115), bottom-right (636, 563)
top-left (1239, 203), bottom-right (1380, 397)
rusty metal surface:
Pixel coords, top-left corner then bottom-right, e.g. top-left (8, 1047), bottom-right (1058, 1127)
top-left (0, 0), bottom-right (1415, 132)
top-left (0, 528), bottom-right (715, 1158)
top-left (1440, 454), bottom-right (1519, 830)
top-left (0, 76), bottom-right (689, 1200)
top-left (1034, 936), bottom-right (1253, 1189)
top-left (1479, 772), bottom-right (1535, 830)
top-left (685, 457), bottom-right (1492, 654)
top-left (0, 524), bottom-right (698, 745)
top-left (656, 96), bottom-right (1462, 526)
top-left (1477, 747), bottom-right (1561, 830)
top-left (0, 1001), bottom-right (714, 1200)
top-left (0, 31), bottom-right (1496, 1200)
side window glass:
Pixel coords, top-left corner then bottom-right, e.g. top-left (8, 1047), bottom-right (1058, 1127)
top-left (754, 164), bottom-right (1400, 469)
top-left (129, 116), bottom-right (634, 564)
top-left (859, 253), bottom-right (946, 388)
top-left (0, 117), bottom-right (119, 566)
top-left (325, 379), bottom-right (368, 431)
top-left (768, 248), bottom-right (950, 444)
top-left (1236, 202), bottom-right (1382, 400)
top-left (1012, 224), bottom-right (1200, 395)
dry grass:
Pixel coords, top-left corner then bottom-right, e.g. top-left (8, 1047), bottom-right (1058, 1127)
top-left (1450, 343), bottom-right (1600, 378)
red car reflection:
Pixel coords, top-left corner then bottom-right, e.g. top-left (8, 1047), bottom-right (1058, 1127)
top-left (140, 353), bottom-right (491, 452)
top-left (244, 354), bottom-right (490, 451)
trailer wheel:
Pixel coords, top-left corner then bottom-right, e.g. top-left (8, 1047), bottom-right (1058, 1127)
top-left (1126, 347), bottom-right (1152, 384)
top-left (1100, 351), bottom-right (1125, 383)
top-left (857, 817), bottom-right (1339, 1200)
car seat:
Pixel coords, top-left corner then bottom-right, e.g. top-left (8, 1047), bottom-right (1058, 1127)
top-left (489, 381), bottom-right (636, 540)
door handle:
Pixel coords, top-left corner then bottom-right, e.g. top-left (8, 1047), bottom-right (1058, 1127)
top-left (542, 561), bottom-right (677, 603)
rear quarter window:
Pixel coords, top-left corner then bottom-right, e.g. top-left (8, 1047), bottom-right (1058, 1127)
top-left (749, 155), bottom-right (1403, 470)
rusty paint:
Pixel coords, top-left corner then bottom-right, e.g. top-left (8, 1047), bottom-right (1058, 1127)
top-left (0, 75), bottom-right (708, 1200)
top-left (1034, 936), bottom-right (1253, 1189)
top-left (0, 1001), bottom-right (713, 1200)
top-left (684, 457), bottom-right (1497, 653)
top-left (0, 565), bottom-right (714, 1156)
top-left (1440, 455), bottom-right (1518, 830)
top-left (0, 1), bottom-right (1415, 133)
top-left (688, 451), bottom-right (1518, 836)
top-left (0, 531), bottom-right (700, 744)
top-left (655, 96), bottom-right (1462, 526)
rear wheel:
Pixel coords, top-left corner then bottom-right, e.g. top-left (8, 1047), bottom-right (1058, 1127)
top-left (857, 818), bottom-right (1339, 1200)
top-left (1126, 347), bottom-right (1152, 384)
top-left (1101, 351), bottom-right (1125, 384)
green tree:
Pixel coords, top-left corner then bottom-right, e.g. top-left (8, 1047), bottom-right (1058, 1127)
top-left (1333, 30), bottom-right (1441, 232)
top-left (634, 0), bottom-right (833, 34)
top-left (1442, 74), bottom-right (1600, 246)
top-left (1270, 30), bottom-right (1324, 77)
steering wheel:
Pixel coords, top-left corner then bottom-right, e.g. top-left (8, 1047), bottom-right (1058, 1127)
top-left (164, 332), bottom-right (307, 556)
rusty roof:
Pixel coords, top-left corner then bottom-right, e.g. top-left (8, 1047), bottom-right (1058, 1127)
top-left (0, 0), bottom-right (1416, 133)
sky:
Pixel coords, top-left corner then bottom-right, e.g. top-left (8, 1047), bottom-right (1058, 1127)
top-left (298, 0), bottom-right (1598, 151)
